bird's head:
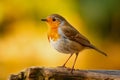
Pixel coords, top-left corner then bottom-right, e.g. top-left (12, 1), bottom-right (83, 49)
top-left (41, 14), bottom-right (66, 29)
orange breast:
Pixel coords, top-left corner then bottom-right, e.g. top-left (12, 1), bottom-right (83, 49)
top-left (48, 28), bottom-right (60, 41)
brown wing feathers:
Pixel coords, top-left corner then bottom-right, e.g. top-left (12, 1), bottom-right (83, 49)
top-left (61, 25), bottom-right (107, 56)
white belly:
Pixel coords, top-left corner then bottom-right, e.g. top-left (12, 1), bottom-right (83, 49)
top-left (49, 37), bottom-right (84, 54)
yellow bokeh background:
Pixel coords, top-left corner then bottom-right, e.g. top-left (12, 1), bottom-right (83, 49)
top-left (0, 0), bottom-right (120, 80)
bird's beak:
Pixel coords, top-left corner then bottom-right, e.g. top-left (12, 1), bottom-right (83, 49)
top-left (41, 19), bottom-right (47, 22)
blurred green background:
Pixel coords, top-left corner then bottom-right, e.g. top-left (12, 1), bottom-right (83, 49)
top-left (0, 0), bottom-right (120, 79)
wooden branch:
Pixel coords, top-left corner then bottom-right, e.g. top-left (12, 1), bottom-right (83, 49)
top-left (8, 66), bottom-right (120, 80)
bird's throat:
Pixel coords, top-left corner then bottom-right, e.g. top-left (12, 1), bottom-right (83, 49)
top-left (48, 28), bottom-right (60, 41)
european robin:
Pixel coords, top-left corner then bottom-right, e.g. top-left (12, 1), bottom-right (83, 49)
top-left (41, 14), bottom-right (107, 73)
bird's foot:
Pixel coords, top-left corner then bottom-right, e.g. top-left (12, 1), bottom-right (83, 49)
top-left (70, 69), bottom-right (74, 74)
top-left (57, 66), bottom-right (75, 74)
top-left (57, 65), bottom-right (67, 68)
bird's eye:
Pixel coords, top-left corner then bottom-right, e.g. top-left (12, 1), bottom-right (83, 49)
top-left (52, 18), bottom-right (56, 21)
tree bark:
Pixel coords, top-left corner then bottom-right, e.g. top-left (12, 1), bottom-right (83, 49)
top-left (8, 66), bottom-right (120, 80)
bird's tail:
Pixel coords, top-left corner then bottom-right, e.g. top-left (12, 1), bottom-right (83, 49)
top-left (90, 44), bottom-right (107, 56)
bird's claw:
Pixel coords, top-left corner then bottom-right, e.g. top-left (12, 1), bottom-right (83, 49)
top-left (57, 66), bottom-right (67, 68)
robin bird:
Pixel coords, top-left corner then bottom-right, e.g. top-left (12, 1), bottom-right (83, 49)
top-left (41, 14), bottom-right (107, 73)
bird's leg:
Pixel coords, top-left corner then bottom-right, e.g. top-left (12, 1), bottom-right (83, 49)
top-left (71, 53), bottom-right (79, 73)
top-left (62, 53), bottom-right (74, 67)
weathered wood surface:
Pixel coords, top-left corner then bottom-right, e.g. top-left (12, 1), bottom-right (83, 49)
top-left (8, 66), bottom-right (120, 80)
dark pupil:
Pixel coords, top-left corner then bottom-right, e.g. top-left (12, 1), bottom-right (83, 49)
top-left (52, 18), bottom-right (56, 21)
